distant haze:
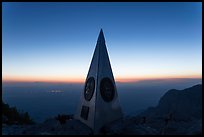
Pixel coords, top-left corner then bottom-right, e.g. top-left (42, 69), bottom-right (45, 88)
top-left (2, 78), bottom-right (201, 123)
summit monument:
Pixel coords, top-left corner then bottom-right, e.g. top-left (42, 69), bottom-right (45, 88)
top-left (75, 29), bottom-right (123, 134)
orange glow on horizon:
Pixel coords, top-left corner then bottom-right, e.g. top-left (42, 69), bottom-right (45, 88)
top-left (2, 75), bottom-right (85, 83)
top-left (115, 74), bottom-right (202, 82)
top-left (2, 74), bottom-right (202, 83)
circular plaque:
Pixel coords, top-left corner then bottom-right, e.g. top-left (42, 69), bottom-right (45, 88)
top-left (84, 77), bottom-right (95, 101)
top-left (100, 77), bottom-right (115, 102)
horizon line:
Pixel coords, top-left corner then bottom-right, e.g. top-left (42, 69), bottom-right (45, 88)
top-left (2, 77), bottom-right (202, 84)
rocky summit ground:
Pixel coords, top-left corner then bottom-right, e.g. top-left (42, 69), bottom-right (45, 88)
top-left (2, 84), bottom-right (202, 135)
top-left (2, 117), bottom-right (158, 135)
top-left (2, 116), bottom-right (202, 135)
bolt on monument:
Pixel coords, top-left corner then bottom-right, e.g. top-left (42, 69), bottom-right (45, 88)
top-left (74, 29), bottom-right (123, 134)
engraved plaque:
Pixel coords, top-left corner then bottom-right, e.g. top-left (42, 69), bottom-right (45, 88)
top-left (80, 106), bottom-right (89, 120)
top-left (100, 77), bottom-right (115, 102)
top-left (84, 77), bottom-right (95, 101)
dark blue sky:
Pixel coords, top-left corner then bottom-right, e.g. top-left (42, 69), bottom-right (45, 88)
top-left (2, 2), bottom-right (202, 82)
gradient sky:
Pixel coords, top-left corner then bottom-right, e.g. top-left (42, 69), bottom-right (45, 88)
top-left (2, 2), bottom-right (202, 83)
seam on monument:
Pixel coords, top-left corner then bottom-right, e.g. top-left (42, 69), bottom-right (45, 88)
top-left (94, 41), bottom-right (100, 133)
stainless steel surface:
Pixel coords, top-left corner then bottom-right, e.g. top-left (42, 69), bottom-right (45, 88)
top-left (75, 29), bottom-right (123, 134)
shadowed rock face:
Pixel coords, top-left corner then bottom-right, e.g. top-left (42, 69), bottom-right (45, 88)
top-left (158, 84), bottom-right (202, 120)
top-left (137, 84), bottom-right (202, 135)
top-left (3, 119), bottom-right (93, 135)
top-left (140, 84), bottom-right (202, 121)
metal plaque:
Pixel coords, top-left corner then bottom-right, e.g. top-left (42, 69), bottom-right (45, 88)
top-left (80, 106), bottom-right (89, 120)
top-left (84, 77), bottom-right (95, 101)
top-left (100, 77), bottom-right (115, 102)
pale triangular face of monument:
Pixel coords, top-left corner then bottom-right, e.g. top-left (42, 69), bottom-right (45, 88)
top-left (74, 29), bottom-right (123, 134)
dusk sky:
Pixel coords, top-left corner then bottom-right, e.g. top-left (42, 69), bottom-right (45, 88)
top-left (2, 2), bottom-right (202, 83)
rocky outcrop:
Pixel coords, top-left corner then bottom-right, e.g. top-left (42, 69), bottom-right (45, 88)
top-left (138, 84), bottom-right (202, 135)
top-left (2, 118), bottom-right (92, 135)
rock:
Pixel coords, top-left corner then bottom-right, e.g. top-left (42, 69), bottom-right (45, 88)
top-left (137, 84), bottom-right (202, 135)
top-left (186, 119), bottom-right (202, 135)
top-left (22, 118), bottom-right (92, 135)
top-left (122, 124), bottom-right (158, 135)
top-left (140, 84), bottom-right (202, 121)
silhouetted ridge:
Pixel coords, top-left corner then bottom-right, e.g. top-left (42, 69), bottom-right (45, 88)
top-left (2, 101), bottom-right (34, 125)
top-left (140, 84), bottom-right (202, 121)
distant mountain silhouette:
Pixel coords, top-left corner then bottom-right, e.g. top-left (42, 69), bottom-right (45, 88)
top-left (140, 84), bottom-right (202, 121)
top-left (137, 84), bottom-right (202, 135)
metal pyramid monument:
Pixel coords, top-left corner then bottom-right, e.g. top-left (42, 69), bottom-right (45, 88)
top-left (75, 29), bottom-right (123, 134)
